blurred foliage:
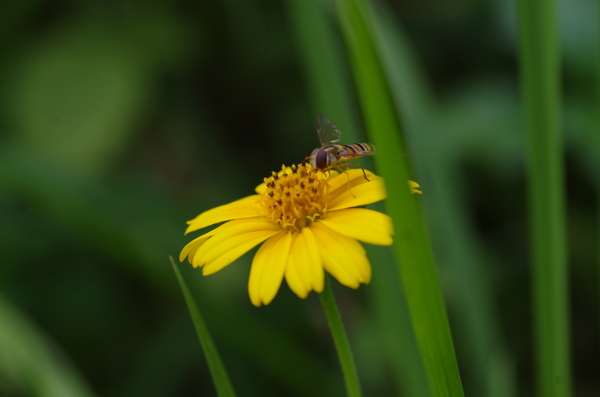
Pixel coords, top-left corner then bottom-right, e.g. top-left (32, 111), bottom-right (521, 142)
top-left (0, 0), bottom-right (598, 396)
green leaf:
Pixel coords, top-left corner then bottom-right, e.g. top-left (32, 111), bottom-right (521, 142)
top-left (319, 276), bottom-right (362, 397)
top-left (288, 2), bottom-right (428, 395)
top-left (516, 0), bottom-right (571, 395)
top-left (170, 257), bottom-right (237, 397)
top-left (372, 5), bottom-right (514, 396)
top-left (333, 0), bottom-right (465, 395)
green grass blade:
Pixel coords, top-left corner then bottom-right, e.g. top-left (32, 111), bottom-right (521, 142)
top-left (287, 2), bottom-right (427, 395)
top-left (371, 5), bottom-right (514, 396)
top-left (516, 0), bottom-right (571, 396)
top-left (319, 276), bottom-right (362, 397)
top-left (170, 257), bottom-right (237, 397)
top-left (365, 242), bottom-right (429, 396)
top-left (333, 0), bottom-right (464, 395)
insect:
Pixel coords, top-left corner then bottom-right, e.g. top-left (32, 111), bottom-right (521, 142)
top-left (307, 114), bottom-right (375, 181)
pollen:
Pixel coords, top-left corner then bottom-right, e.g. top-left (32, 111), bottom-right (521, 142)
top-left (259, 163), bottom-right (329, 232)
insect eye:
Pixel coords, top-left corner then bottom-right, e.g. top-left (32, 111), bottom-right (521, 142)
top-left (315, 149), bottom-right (328, 169)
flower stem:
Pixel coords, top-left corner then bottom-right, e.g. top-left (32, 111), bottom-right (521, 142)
top-left (319, 275), bottom-right (362, 397)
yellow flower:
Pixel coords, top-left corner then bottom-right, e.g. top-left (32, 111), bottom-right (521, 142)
top-left (180, 163), bottom-right (421, 306)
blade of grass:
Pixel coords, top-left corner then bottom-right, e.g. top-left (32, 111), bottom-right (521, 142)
top-left (364, 242), bottom-right (429, 396)
top-left (515, 1), bottom-right (571, 396)
top-left (319, 275), bottom-right (362, 397)
top-left (371, 4), bottom-right (514, 396)
top-left (287, 1), bottom-right (428, 394)
top-left (333, 0), bottom-right (464, 395)
top-left (170, 257), bottom-right (236, 397)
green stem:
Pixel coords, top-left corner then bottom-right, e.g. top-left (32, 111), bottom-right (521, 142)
top-left (516, 0), bottom-right (571, 396)
top-left (319, 275), bottom-right (362, 397)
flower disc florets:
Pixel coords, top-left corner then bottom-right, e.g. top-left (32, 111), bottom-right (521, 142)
top-left (259, 163), bottom-right (329, 232)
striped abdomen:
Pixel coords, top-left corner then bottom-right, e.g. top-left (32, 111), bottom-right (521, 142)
top-left (336, 143), bottom-right (375, 159)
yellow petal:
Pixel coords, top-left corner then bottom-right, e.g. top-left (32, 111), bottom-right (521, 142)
top-left (202, 230), bottom-right (278, 275)
top-left (248, 231), bottom-right (292, 306)
top-left (310, 223), bottom-right (371, 288)
top-left (325, 169), bottom-right (340, 180)
top-left (327, 169), bottom-right (379, 199)
top-left (192, 218), bottom-right (279, 268)
top-left (319, 208), bottom-right (393, 246)
top-left (179, 223), bottom-right (227, 262)
top-left (284, 234), bottom-right (307, 298)
top-left (180, 234), bottom-right (211, 263)
top-left (285, 228), bottom-right (324, 298)
top-left (299, 227), bottom-right (324, 293)
top-left (409, 180), bottom-right (422, 194)
top-left (327, 179), bottom-right (387, 210)
top-left (185, 195), bottom-right (261, 234)
top-left (255, 183), bottom-right (267, 195)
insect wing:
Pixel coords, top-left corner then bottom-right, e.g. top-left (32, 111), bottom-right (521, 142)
top-left (315, 114), bottom-right (342, 147)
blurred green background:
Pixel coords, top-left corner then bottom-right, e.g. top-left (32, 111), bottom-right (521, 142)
top-left (0, 0), bottom-right (598, 396)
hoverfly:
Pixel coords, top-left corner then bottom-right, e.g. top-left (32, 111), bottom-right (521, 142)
top-left (307, 114), bottom-right (375, 181)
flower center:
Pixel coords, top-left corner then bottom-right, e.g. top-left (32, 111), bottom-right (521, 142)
top-left (259, 163), bottom-right (329, 232)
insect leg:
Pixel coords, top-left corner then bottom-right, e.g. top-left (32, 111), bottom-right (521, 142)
top-left (338, 162), bottom-right (370, 182)
top-left (333, 164), bottom-right (356, 198)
